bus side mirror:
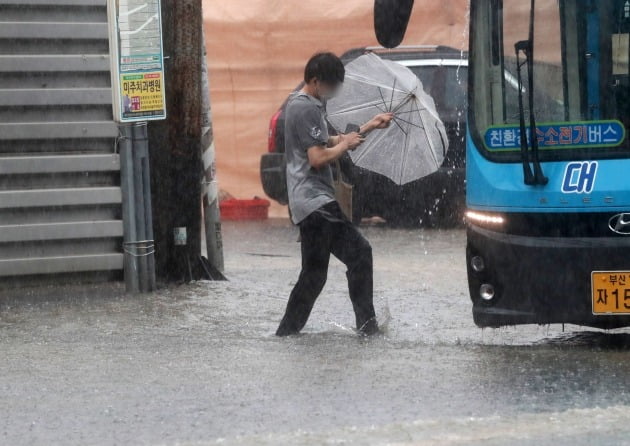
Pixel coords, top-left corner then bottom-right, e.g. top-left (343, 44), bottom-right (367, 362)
top-left (374, 0), bottom-right (415, 49)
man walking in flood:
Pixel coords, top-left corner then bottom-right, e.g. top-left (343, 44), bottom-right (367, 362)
top-left (276, 52), bottom-right (393, 336)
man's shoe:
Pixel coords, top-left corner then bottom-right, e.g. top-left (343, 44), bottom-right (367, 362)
top-left (275, 326), bottom-right (300, 337)
top-left (357, 318), bottom-right (380, 336)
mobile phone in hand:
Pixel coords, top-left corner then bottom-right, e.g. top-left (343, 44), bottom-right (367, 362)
top-left (345, 124), bottom-right (365, 138)
top-left (345, 124), bottom-right (360, 134)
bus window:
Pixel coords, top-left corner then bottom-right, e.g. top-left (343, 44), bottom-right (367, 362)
top-left (602, 1), bottom-right (630, 128)
top-left (469, 0), bottom-right (630, 161)
top-left (502, 0), bottom-right (565, 125)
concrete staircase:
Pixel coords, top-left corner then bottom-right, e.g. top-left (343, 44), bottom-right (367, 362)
top-left (0, 0), bottom-right (124, 287)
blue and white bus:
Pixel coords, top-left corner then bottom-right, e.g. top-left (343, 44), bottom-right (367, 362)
top-left (466, 0), bottom-right (630, 328)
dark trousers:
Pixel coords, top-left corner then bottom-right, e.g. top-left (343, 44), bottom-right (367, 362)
top-left (276, 202), bottom-right (377, 335)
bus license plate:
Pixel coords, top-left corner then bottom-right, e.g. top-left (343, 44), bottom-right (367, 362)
top-left (592, 272), bottom-right (630, 315)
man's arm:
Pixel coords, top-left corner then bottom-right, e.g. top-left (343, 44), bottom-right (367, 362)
top-left (360, 113), bottom-right (394, 135)
top-left (328, 113), bottom-right (393, 147)
top-left (327, 135), bottom-right (342, 147)
top-left (308, 133), bottom-right (363, 170)
top-left (310, 113), bottom-right (392, 169)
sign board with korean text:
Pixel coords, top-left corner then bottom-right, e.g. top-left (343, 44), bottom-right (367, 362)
top-left (107, 0), bottom-right (167, 122)
top-left (484, 121), bottom-right (625, 152)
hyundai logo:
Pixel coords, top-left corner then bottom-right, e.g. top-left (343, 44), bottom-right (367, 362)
top-left (609, 213), bottom-right (630, 235)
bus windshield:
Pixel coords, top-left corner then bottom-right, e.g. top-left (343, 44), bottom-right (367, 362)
top-left (470, 0), bottom-right (630, 162)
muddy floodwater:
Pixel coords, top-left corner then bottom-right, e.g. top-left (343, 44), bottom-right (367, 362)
top-left (2, 219), bottom-right (630, 445)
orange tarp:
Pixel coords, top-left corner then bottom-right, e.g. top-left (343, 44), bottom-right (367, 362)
top-left (203, 0), bottom-right (469, 217)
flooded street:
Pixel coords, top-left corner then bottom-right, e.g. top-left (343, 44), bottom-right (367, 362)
top-left (2, 220), bottom-right (630, 445)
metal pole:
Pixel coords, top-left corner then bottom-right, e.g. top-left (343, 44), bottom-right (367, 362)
top-left (108, 0), bottom-right (159, 290)
top-left (132, 122), bottom-right (157, 292)
top-left (120, 125), bottom-right (140, 293)
top-left (132, 130), bottom-right (148, 292)
top-left (137, 122), bottom-right (157, 291)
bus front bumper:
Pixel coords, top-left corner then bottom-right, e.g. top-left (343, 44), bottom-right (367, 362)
top-left (467, 224), bottom-right (630, 329)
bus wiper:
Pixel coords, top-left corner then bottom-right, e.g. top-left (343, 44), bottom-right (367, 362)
top-left (514, 0), bottom-right (548, 186)
top-left (515, 40), bottom-right (536, 185)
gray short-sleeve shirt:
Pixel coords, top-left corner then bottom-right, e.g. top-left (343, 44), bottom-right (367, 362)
top-left (285, 92), bottom-right (335, 224)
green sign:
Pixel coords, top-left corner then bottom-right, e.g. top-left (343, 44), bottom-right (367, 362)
top-left (107, 0), bottom-right (167, 122)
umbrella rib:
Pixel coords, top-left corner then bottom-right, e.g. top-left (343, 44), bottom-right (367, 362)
top-left (398, 110), bottom-right (413, 184)
top-left (393, 115), bottom-right (424, 130)
top-left (393, 106), bottom-right (427, 130)
top-left (410, 96), bottom-right (441, 167)
top-left (423, 113), bottom-right (440, 168)
top-left (437, 121), bottom-right (448, 157)
top-left (378, 86), bottom-right (391, 113)
top-left (409, 96), bottom-right (440, 168)
top-left (372, 103), bottom-right (389, 115)
top-left (392, 115), bottom-right (408, 135)
top-left (389, 79), bottom-right (397, 112)
top-left (393, 107), bottom-right (427, 116)
top-left (391, 100), bottom-right (424, 130)
top-left (329, 99), bottom-right (392, 116)
top-left (377, 84), bottom-right (406, 134)
top-left (391, 93), bottom-right (416, 114)
top-left (400, 95), bottom-right (423, 183)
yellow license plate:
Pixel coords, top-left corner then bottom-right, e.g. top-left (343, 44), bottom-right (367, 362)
top-left (592, 271), bottom-right (630, 315)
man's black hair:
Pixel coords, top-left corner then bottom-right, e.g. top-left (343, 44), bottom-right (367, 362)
top-left (304, 52), bottom-right (345, 85)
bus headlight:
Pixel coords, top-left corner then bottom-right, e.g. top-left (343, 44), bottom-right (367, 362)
top-left (466, 211), bottom-right (505, 226)
top-left (480, 284), bottom-right (496, 301)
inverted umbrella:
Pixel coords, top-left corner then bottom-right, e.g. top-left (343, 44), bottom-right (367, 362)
top-left (327, 53), bottom-right (449, 186)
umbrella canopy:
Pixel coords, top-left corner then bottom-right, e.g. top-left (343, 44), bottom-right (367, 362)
top-left (327, 53), bottom-right (449, 186)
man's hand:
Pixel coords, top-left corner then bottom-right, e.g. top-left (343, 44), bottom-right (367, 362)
top-left (370, 113), bottom-right (394, 129)
top-left (341, 132), bottom-right (365, 151)
top-left (307, 133), bottom-right (364, 169)
top-left (360, 113), bottom-right (394, 134)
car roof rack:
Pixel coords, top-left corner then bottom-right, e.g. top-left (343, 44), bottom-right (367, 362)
top-left (365, 45), bottom-right (462, 53)
top-left (340, 45), bottom-right (467, 64)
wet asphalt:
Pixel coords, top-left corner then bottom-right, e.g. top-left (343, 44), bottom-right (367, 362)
top-left (1, 219), bottom-right (630, 445)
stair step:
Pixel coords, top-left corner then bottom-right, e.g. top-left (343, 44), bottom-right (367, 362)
top-left (0, 22), bottom-right (108, 40)
top-left (0, 0), bottom-right (105, 6)
top-left (0, 88), bottom-right (112, 106)
top-left (0, 121), bottom-right (118, 140)
top-left (0, 154), bottom-right (120, 174)
top-left (0, 186), bottom-right (121, 209)
top-left (0, 220), bottom-right (122, 243)
top-left (0, 253), bottom-right (123, 276)
top-left (0, 55), bottom-right (110, 73)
